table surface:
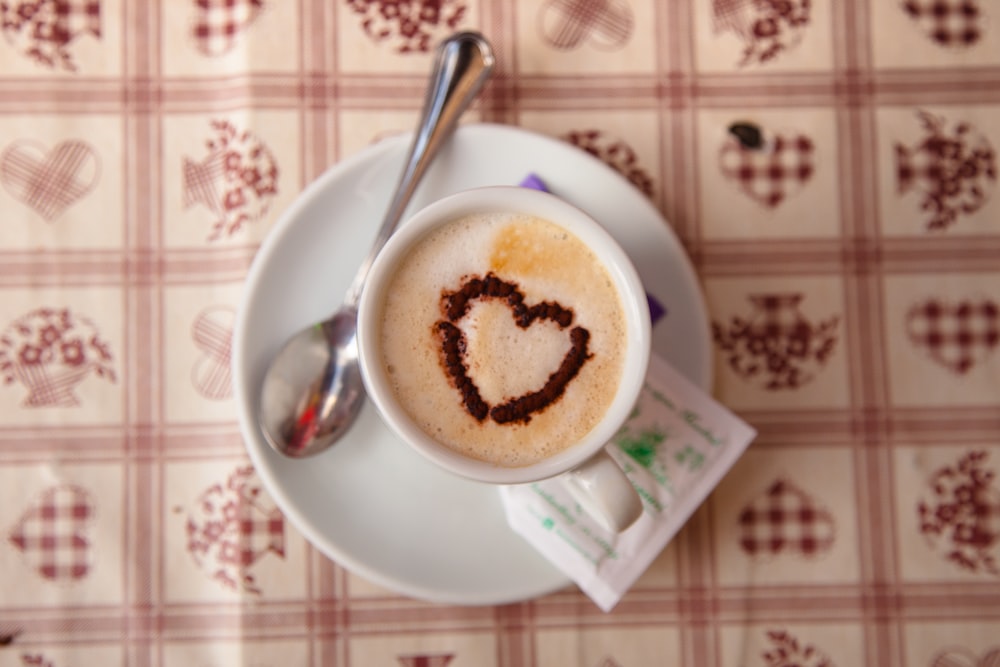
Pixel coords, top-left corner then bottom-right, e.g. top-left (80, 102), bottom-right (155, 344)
top-left (1, 1), bottom-right (999, 666)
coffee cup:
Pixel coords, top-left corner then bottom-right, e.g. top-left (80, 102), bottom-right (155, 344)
top-left (357, 186), bottom-right (651, 532)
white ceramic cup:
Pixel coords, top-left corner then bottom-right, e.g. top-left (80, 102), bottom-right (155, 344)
top-left (357, 186), bottom-right (651, 532)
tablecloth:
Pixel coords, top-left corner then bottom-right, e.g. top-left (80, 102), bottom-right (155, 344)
top-left (1, 1), bottom-right (999, 665)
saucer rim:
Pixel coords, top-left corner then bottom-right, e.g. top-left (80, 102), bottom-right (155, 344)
top-left (232, 122), bottom-right (713, 605)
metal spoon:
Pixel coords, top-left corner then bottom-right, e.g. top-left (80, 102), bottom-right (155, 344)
top-left (258, 31), bottom-right (495, 458)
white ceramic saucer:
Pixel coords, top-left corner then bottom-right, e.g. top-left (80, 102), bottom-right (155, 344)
top-left (232, 123), bottom-right (712, 605)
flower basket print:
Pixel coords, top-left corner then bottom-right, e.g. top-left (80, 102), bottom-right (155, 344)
top-left (183, 119), bottom-right (279, 241)
top-left (761, 630), bottom-right (834, 667)
top-left (345, 0), bottom-right (468, 54)
top-left (562, 129), bottom-right (654, 198)
top-left (918, 450), bottom-right (1000, 576)
top-left (895, 111), bottom-right (996, 232)
top-left (0, 0), bottom-right (102, 71)
top-left (712, 0), bottom-right (812, 66)
top-left (180, 465), bottom-right (286, 595)
top-left (712, 293), bottom-right (839, 391)
top-left (0, 307), bottom-right (116, 407)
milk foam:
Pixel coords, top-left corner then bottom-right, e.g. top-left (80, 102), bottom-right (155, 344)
top-left (379, 212), bottom-right (627, 468)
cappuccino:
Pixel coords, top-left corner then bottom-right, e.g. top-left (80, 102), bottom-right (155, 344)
top-left (378, 211), bottom-right (627, 468)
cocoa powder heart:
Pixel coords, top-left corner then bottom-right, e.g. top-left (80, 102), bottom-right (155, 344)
top-left (435, 273), bottom-right (592, 424)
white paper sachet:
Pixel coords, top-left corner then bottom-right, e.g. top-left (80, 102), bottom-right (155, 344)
top-left (500, 352), bottom-right (757, 611)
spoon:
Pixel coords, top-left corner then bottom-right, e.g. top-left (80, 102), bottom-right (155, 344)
top-left (258, 31), bottom-right (496, 458)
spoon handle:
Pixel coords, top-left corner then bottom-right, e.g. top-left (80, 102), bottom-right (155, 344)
top-left (343, 31), bottom-right (496, 307)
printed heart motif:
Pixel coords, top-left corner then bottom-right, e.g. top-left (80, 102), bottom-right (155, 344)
top-left (7, 485), bottom-right (94, 581)
top-left (191, 305), bottom-right (235, 400)
top-left (539, 0), bottom-right (634, 50)
top-left (932, 647), bottom-right (1000, 667)
top-left (906, 298), bottom-right (999, 375)
top-left (719, 130), bottom-right (815, 208)
top-left (738, 479), bottom-right (836, 557)
top-left (191, 0), bottom-right (265, 56)
top-left (436, 273), bottom-right (592, 424)
top-left (0, 140), bottom-right (99, 221)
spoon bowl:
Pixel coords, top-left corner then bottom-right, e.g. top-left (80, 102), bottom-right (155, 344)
top-left (258, 308), bottom-right (361, 457)
top-left (256, 32), bottom-right (495, 458)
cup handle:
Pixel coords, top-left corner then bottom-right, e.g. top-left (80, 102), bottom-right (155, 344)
top-left (561, 449), bottom-right (644, 533)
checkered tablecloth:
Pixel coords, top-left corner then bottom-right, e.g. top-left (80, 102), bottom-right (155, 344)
top-left (1, 1), bottom-right (999, 665)
top-left (7, 485), bottom-right (94, 582)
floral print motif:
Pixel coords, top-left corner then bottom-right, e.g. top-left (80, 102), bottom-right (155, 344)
top-left (918, 450), bottom-right (1000, 576)
top-left (896, 111), bottom-right (996, 232)
top-left (0, 307), bottom-right (115, 407)
top-left (183, 120), bottom-right (280, 241)
top-left (712, 0), bottom-right (812, 66)
top-left (345, 0), bottom-right (467, 53)
top-left (0, 0), bottom-right (101, 71)
top-left (712, 294), bottom-right (839, 391)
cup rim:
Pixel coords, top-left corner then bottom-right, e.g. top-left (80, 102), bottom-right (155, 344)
top-left (357, 185), bottom-right (652, 485)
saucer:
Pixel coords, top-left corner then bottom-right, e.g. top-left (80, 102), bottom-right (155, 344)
top-left (232, 123), bottom-right (712, 605)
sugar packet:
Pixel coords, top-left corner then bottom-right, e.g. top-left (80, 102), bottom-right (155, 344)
top-left (500, 352), bottom-right (757, 611)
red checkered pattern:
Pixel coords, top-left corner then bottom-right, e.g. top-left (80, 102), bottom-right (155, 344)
top-left (226, 496), bottom-right (284, 568)
top-left (7, 486), bottom-right (93, 581)
top-left (719, 133), bottom-right (815, 208)
top-left (191, 308), bottom-right (234, 400)
top-left (738, 480), bottom-right (836, 557)
top-left (0, 140), bottom-right (97, 221)
top-left (0, 0), bottom-right (101, 40)
top-left (191, 0), bottom-right (264, 56)
top-left (750, 293), bottom-right (806, 333)
top-left (183, 467), bottom-right (285, 594)
top-left (0, 0), bottom-right (100, 70)
top-left (55, 0), bottom-right (102, 40)
top-left (541, 0), bottom-right (633, 50)
top-left (906, 299), bottom-right (1000, 375)
top-left (895, 135), bottom-right (939, 197)
top-left (902, 0), bottom-right (983, 47)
